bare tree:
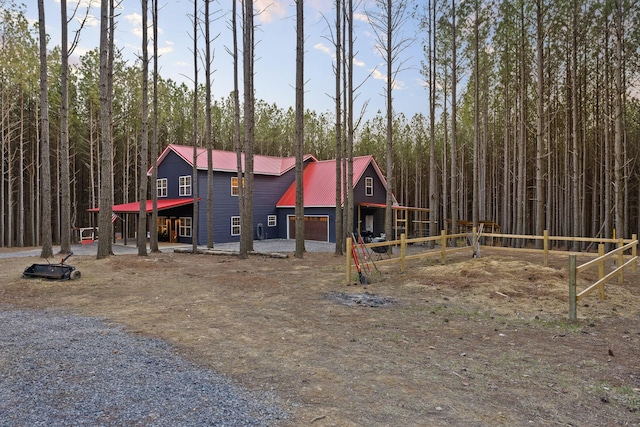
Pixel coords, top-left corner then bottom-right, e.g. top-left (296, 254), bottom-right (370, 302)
top-left (367, 0), bottom-right (411, 243)
top-left (97, 0), bottom-right (114, 259)
top-left (231, 0), bottom-right (244, 255)
top-left (137, 0), bottom-right (149, 256)
top-left (239, 0), bottom-right (255, 259)
top-left (450, 0), bottom-right (458, 235)
top-left (534, 0), bottom-right (546, 248)
top-left (334, 0), bottom-right (343, 255)
top-left (150, 0), bottom-right (160, 253)
top-left (205, 0), bottom-right (214, 249)
top-left (294, 0), bottom-right (305, 258)
top-left (191, 0), bottom-right (199, 254)
top-left (37, 0), bottom-right (53, 258)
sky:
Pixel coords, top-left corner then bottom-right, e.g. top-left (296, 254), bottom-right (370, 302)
top-left (27, 0), bottom-right (430, 122)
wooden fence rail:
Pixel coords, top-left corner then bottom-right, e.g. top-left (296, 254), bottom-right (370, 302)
top-left (346, 231), bottom-right (638, 321)
top-left (569, 238), bottom-right (638, 321)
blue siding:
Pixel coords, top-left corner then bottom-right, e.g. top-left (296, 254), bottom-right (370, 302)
top-left (193, 167), bottom-right (299, 245)
top-left (157, 151), bottom-right (195, 199)
top-left (353, 163), bottom-right (388, 238)
top-left (157, 151), bottom-right (390, 246)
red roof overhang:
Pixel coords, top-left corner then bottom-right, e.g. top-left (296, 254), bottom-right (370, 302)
top-left (87, 198), bottom-right (197, 214)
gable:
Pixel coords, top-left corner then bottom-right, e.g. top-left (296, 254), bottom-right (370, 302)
top-left (153, 144), bottom-right (317, 177)
top-left (276, 155), bottom-right (396, 208)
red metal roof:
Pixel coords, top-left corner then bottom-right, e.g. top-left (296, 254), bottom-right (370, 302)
top-left (87, 198), bottom-right (196, 214)
top-left (276, 156), bottom-right (394, 208)
top-left (153, 144), bottom-right (316, 176)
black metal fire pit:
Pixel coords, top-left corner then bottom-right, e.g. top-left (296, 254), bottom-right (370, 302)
top-left (23, 252), bottom-right (81, 281)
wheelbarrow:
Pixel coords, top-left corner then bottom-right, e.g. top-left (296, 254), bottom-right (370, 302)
top-left (23, 252), bottom-right (81, 281)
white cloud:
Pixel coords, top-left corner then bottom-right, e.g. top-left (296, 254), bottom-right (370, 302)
top-left (354, 58), bottom-right (366, 68)
top-left (371, 67), bottom-right (405, 90)
top-left (255, 0), bottom-right (287, 24)
top-left (354, 13), bottom-right (370, 24)
top-left (314, 42), bottom-right (333, 57)
top-left (80, 14), bottom-right (99, 28)
top-left (125, 12), bottom-right (143, 38)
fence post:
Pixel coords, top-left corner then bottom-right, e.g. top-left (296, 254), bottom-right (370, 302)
top-left (400, 233), bottom-right (407, 273)
top-left (597, 244), bottom-right (605, 300)
top-left (346, 236), bottom-right (352, 284)
top-left (618, 238), bottom-right (624, 283)
top-left (543, 230), bottom-right (549, 266)
top-left (633, 234), bottom-right (638, 273)
top-left (440, 230), bottom-right (447, 264)
top-left (569, 254), bottom-right (577, 321)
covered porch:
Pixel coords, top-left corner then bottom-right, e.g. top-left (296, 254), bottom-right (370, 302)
top-left (87, 198), bottom-right (197, 245)
top-left (357, 202), bottom-right (432, 242)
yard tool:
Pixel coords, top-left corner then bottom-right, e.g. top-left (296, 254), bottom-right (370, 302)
top-left (354, 232), bottom-right (380, 274)
top-left (350, 238), bottom-right (369, 284)
top-left (22, 252), bottom-right (81, 281)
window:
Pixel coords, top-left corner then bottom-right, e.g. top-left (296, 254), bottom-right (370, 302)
top-left (231, 216), bottom-right (241, 236)
top-left (365, 177), bottom-right (374, 196)
top-left (157, 178), bottom-right (167, 198)
top-left (179, 217), bottom-right (192, 237)
top-left (231, 176), bottom-right (245, 196)
top-left (268, 215), bottom-right (277, 227)
top-left (179, 175), bottom-right (191, 196)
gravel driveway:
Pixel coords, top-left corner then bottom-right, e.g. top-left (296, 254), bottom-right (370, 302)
top-left (0, 308), bottom-right (287, 426)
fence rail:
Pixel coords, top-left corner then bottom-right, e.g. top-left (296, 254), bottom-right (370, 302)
top-left (346, 230), bottom-right (638, 320)
top-left (569, 238), bottom-right (638, 321)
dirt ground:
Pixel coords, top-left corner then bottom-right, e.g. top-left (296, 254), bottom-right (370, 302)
top-left (1, 245), bottom-right (639, 426)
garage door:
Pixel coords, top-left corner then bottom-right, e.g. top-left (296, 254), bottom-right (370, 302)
top-left (288, 216), bottom-right (329, 241)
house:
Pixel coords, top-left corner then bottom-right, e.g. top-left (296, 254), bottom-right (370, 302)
top-left (103, 144), bottom-right (414, 245)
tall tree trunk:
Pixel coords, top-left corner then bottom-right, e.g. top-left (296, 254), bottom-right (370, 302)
top-left (383, 0), bottom-right (394, 243)
top-left (97, 0), bottom-right (114, 259)
top-left (294, 0), bottom-right (305, 258)
top-left (613, 0), bottom-right (624, 237)
top-left (59, 0), bottom-right (71, 253)
top-left (138, 0), bottom-right (149, 256)
top-left (428, 0), bottom-right (437, 246)
top-left (334, 0), bottom-right (343, 255)
top-left (240, 0), bottom-right (255, 258)
top-left (450, 0), bottom-right (458, 234)
top-left (346, 0), bottom-right (354, 241)
top-left (232, 0), bottom-right (244, 255)
top-left (205, 0), bottom-right (214, 249)
top-left (570, 0), bottom-right (579, 248)
top-left (191, 0), bottom-right (199, 254)
top-left (534, 0), bottom-right (545, 248)
top-left (38, 0), bottom-right (53, 258)
top-left (150, 0), bottom-right (160, 253)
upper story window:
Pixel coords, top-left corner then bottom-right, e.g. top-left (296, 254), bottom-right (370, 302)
top-left (365, 177), bottom-right (374, 196)
top-left (157, 178), bottom-right (167, 198)
top-left (231, 176), bottom-right (245, 196)
top-left (179, 175), bottom-right (191, 196)
top-left (268, 215), bottom-right (277, 227)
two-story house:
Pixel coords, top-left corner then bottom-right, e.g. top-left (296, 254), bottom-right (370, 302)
top-left (101, 144), bottom-right (401, 245)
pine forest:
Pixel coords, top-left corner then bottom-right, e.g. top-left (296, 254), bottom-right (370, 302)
top-left (1, 0), bottom-right (640, 250)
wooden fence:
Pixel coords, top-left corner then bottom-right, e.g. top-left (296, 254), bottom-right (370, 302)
top-left (346, 231), bottom-right (638, 320)
top-left (569, 238), bottom-right (638, 321)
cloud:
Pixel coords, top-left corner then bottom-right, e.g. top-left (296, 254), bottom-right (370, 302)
top-left (371, 67), bottom-right (405, 90)
top-left (314, 42), bottom-right (334, 58)
top-left (354, 58), bottom-right (366, 67)
top-left (354, 13), bottom-right (370, 24)
top-left (124, 12), bottom-right (143, 38)
top-left (255, 0), bottom-right (287, 24)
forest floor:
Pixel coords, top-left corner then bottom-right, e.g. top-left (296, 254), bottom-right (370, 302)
top-left (1, 244), bottom-right (639, 426)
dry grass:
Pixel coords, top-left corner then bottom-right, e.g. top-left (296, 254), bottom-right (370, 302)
top-left (1, 248), bottom-right (639, 426)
